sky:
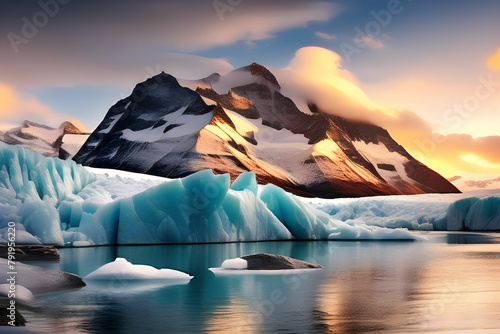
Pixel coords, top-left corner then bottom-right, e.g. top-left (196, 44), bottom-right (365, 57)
top-left (1, 0), bottom-right (499, 178)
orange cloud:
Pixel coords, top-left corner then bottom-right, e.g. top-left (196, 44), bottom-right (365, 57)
top-left (353, 34), bottom-right (384, 49)
top-left (275, 46), bottom-right (500, 178)
top-left (487, 48), bottom-right (500, 70)
top-left (0, 83), bottom-right (55, 121)
top-left (0, 83), bottom-right (89, 130)
top-left (277, 46), bottom-right (396, 124)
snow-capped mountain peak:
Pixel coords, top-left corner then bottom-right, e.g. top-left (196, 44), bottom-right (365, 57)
top-left (0, 120), bottom-right (89, 159)
top-left (73, 66), bottom-right (460, 198)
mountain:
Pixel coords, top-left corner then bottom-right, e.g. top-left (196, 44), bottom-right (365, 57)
top-left (0, 120), bottom-right (90, 159)
top-left (73, 64), bottom-right (460, 198)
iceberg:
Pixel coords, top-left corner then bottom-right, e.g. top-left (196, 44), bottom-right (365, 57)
top-left (78, 170), bottom-right (292, 245)
top-left (0, 142), bottom-right (96, 245)
top-left (85, 258), bottom-right (193, 283)
top-left (0, 143), bottom-right (461, 246)
top-left (259, 184), bottom-right (424, 240)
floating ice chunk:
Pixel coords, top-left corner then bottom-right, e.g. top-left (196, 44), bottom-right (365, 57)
top-left (84, 258), bottom-right (193, 283)
top-left (230, 172), bottom-right (258, 195)
top-left (221, 258), bottom-right (248, 270)
top-left (0, 284), bottom-right (33, 303)
top-left (72, 240), bottom-right (92, 247)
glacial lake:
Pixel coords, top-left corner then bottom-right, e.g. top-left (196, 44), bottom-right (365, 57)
top-left (20, 232), bottom-right (500, 333)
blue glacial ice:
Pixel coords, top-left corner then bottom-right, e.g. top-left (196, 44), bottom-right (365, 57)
top-left (1, 142), bottom-right (499, 246)
top-left (310, 191), bottom-right (500, 232)
top-left (464, 197), bottom-right (500, 230)
top-left (0, 142), bottom-right (95, 245)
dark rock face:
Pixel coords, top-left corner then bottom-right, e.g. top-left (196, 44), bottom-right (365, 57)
top-left (73, 72), bottom-right (215, 178)
top-left (241, 253), bottom-right (323, 270)
top-left (59, 121), bottom-right (86, 135)
top-left (73, 65), bottom-right (460, 198)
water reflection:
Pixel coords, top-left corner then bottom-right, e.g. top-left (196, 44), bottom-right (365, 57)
top-left (446, 232), bottom-right (500, 244)
top-left (24, 237), bottom-right (500, 333)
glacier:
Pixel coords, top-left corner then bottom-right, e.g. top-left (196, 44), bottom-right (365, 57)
top-left (1, 143), bottom-right (499, 247)
top-left (309, 190), bottom-right (500, 231)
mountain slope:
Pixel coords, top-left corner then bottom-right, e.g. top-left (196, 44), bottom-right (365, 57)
top-left (74, 65), bottom-right (459, 198)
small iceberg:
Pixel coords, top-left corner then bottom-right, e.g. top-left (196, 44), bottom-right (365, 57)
top-left (85, 258), bottom-right (193, 286)
top-left (210, 253), bottom-right (323, 276)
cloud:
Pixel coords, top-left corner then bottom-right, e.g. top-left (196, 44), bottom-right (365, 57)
top-left (0, 0), bottom-right (337, 87)
top-left (275, 46), bottom-right (500, 177)
top-left (276, 46), bottom-right (394, 124)
top-left (487, 48), bottom-right (500, 70)
top-left (0, 82), bottom-right (81, 128)
top-left (315, 31), bottom-right (337, 40)
top-left (412, 133), bottom-right (500, 176)
top-left (353, 34), bottom-right (384, 48)
top-left (245, 41), bottom-right (257, 48)
top-left (0, 83), bottom-right (56, 122)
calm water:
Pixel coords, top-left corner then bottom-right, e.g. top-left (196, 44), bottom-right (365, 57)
top-left (18, 232), bottom-right (500, 333)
